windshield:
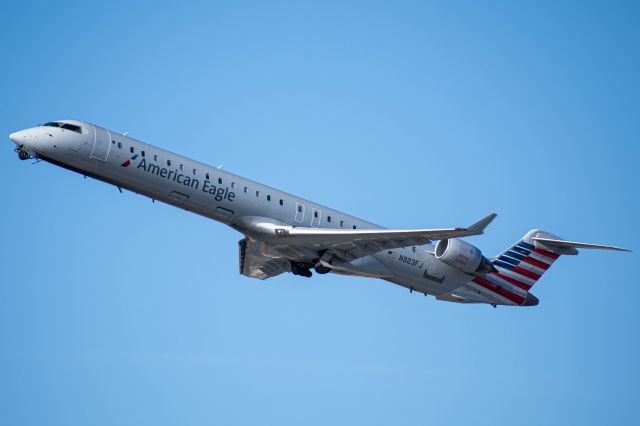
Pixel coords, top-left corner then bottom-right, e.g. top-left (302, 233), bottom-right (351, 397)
top-left (41, 122), bottom-right (82, 134)
top-left (42, 122), bottom-right (63, 128)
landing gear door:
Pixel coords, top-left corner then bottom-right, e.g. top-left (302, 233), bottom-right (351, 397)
top-left (170, 191), bottom-right (189, 206)
top-left (213, 207), bottom-right (234, 224)
top-left (90, 126), bottom-right (111, 161)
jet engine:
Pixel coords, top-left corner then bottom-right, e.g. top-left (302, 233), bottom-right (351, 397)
top-left (434, 238), bottom-right (494, 274)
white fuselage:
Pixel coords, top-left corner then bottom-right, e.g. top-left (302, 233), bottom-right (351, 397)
top-left (9, 120), bottom-right (495, 303)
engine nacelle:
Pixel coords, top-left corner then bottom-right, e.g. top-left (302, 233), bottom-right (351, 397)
top-left (434, 238), bottom-right (493, 274)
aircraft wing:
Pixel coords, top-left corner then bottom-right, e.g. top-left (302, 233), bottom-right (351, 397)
top-left (255, 213), bottom-right (497, 262)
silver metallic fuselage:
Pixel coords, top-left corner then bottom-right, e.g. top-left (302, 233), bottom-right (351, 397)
top-left (9, 120), bottom-right (486, 300)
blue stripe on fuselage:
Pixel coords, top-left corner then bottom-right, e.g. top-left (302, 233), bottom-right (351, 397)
top-left (493, 260), bottom-right (515, 270)
top-left (512, 246), bottom-right (531, 256)
top-left (506, 250), bottom-right (525, 261)
top-left (498, 256), bottom-right (520, 266)
top-left (517, 241), bottom-right (535, 250)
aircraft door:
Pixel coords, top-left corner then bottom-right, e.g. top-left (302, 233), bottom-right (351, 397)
top-left (90, 126), bottom-right (111, 161)
top-left (295, 202), bottom-right (305, 223)
top-left (311, 208), bottom-right (321, 227)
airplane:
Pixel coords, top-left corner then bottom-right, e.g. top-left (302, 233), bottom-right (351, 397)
top-left (8, 120), bottom-right (630, 307)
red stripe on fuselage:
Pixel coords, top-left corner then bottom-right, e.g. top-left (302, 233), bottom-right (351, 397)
top-left (522, 256), bottom-right (551, 270)
top-left (533, 248), bottom-right (560, 260)
top-left (512, 266), bottom-right (541, 281)
top-left (492, 272), bottom-right (531, 290)
top-left (472, 277), bottom-right (526, 305)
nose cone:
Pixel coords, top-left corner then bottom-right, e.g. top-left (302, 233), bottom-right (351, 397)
top-left (9, 130), bottom-right (27, 145)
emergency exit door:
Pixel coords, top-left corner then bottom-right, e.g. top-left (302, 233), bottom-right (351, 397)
top-left (90, 126), bottom-right (111, 161)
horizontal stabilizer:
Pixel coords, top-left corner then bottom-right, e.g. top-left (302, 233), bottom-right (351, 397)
top-left (532, 237), bottom-right (631, 252)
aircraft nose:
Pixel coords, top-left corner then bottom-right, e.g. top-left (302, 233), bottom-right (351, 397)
top-left (9, 130), bottom-right (27, 145)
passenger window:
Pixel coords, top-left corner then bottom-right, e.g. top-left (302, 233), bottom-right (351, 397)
top-left (353, 225), bottom-right (357, 229)
top-left (206, 173), bottom-right (210, 180)
top-left (256, 190), bottom-right (260, 197)
top-left (130, 147), bottom-right (134, 153)
top-left (279, 199), bottom-right (284, 206)
top-left (179, 164), bottom-right (184, 171)
top-left (314, 211), bottom-right (318, 218)
top-left (154, 154), bottom-right (158, 161)
top-left (231, 182), bottom-right (236, 188)
top-left (218, 178), bottom-right (223, 184)
top-left (267, 195), bottom-right (271, 201)
top-left (167, 159), bottom-right (171, 166)
top-left (244, 186), bottom-right (248, 193)
top-left (340, 220), bottom-right (344, 227)
top-left (298, 205), bottom-right (303, 213)
top-left (117, 142), bottom-right (122, 149)
top-left (193, 168), bottom-right (197, 175)
top-left (141, 150), bottom-right (145, 157)
top-left (327, 216), bottom-right (332, 223)
top-left (111, 140), bottom-right (115, 145)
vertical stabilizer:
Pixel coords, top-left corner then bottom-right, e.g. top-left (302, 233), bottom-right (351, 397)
top-left (464, 230), bottom-right (563, 306)
top-left (491, 229), bottom-right (564, 291)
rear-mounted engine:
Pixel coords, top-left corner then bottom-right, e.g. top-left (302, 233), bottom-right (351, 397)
top-left (435, 238), bottom-right (494, 274)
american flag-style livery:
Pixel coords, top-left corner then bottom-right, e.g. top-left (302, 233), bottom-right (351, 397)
top-left (468, 234), bottom-right (560, 305)
top-left (437, 227), bottom-right (629, 306)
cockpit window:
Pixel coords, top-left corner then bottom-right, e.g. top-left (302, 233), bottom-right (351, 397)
top-left (41, 122), bottom-right (82, 134)
top-left (61, 123), bottom-right (82, 133)
top-left (42, 122), bottom-right (63, 128)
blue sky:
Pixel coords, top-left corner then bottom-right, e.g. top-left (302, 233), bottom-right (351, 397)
top-left (1, 1), bottom-right (639, 425)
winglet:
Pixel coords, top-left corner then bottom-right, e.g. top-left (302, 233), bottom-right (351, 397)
top-left (466, 213), bottom-right (498, 235)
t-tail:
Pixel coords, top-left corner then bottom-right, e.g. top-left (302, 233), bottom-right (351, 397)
top-left (469, 229), bottom-right (629, 307)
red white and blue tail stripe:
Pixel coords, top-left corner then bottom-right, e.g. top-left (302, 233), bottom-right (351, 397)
top-left (491, 240), bottom-right (559, 290)
top-left (467, 231), bottom-right (561, 306)
top-left (446, 229), bottom-right (628, 306)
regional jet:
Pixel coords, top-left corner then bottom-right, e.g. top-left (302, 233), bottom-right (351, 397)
top-left (9, 120), bottom-right (629, 307)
